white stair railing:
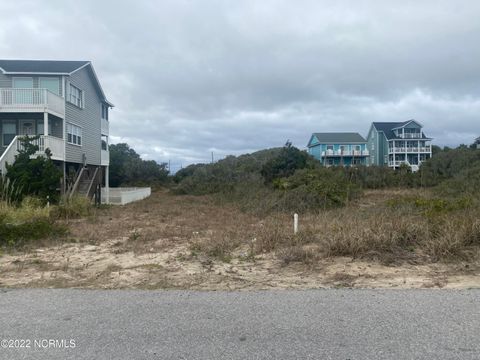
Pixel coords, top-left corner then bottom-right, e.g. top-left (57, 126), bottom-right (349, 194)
top-left (0, 136), bottom-right (20, 176)
top-left (0, 135), bottom-right (66, 176)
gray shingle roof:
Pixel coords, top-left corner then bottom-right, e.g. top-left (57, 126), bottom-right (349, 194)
top-left (372, 120), bottom-right (429, 140)
top-left (0, 60), bottom-right (89, 74)
top-left (309, 132), bottom-right (366, 146)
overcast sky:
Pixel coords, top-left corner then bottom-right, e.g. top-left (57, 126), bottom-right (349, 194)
top-left (1, 0), bottom-right (479, 168)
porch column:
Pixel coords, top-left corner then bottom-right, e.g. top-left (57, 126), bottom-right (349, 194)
top-left (105, 165), bottom-right (110, 205)
top-left (62, 162), bottom-right (66, 196)
top-left (44, 112), bottom-right (49, 136)
top-left (392, 141), bottom-right (395, 168)
top-left (417, 140), bottom-right (420, 166)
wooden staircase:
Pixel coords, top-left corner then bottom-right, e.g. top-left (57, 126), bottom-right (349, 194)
top-left (77, 178), bottom-right (93, 197)
top-left (66, 165), bottom-right (102, 202)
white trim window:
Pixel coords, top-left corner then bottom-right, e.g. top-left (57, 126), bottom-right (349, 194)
top-left (68, 83), bottom-right (84, 108)
top-left (2, 121), bottom-right (16, 147)
top-left (66, 123), bottom-right (82, 146)
top-left (39, 77), bottom-right (60, 95)
top-left (101, 135), bottom-right (108, 150)
top-left (101, 104), bottom-right (109, 120)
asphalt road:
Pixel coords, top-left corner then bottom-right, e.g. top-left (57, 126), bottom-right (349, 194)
top-left (0, 289), bottom-right (479, 360)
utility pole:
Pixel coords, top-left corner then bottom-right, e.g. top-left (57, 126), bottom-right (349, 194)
top-left (211, 152), bottom-right (214, 163)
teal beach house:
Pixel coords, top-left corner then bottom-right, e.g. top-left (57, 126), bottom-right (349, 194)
top-left (307, 132), bottom-right (369, 167)
top-left (366, 120), bottom-right (432, 171)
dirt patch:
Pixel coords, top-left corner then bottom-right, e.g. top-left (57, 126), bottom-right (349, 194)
top-left (1, 240), bottom-right (478, 289)
top-left (1, 190), bottom-right (479, 290)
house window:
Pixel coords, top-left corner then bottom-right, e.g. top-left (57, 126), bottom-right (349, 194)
top-left (2, 122), bottom-right (16, 146)
top-left (39, 78), bottom-right (60, 95)
top-left (68, 84), bottom-right (84, 108)
top-left (12, 78), bottom-right (33, 104)
top-left (66, 123), bottom-right (82, 146)
top-left (102, 104), bottom-right (109, 120)
top-left (101, 135), bottom-right (108, 150)
top-left (326, 145), bottom-right (334, 150)
top-left (354, 145), bottom-right (361, 151)
top-left (37, 120), bottom-right (44, 135)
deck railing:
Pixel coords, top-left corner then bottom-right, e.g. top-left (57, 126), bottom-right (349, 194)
top-left (388, 160), bottom-right (424, 166)
top-left (0, 135), bottom-right (65, 175)
top-left (389, 146), bottom-right (431, 153)
top-left (398, 133), bottom-right (423, 139)
top-left (388, 160), bottom-right (409, 167)
top-left (322, 149), bottom-right (369, 157)
top-left (0, 88), bottom-right (65, 117)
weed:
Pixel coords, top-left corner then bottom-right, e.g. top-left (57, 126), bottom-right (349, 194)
top-left (0, 199), bottom-right (67, 247)
top-left (129, 228), bottom-right (141, 242)
top-left (50, 196), bottom-right (93, 220)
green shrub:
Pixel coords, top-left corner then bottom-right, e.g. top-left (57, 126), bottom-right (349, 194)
top-left (0, 199), bottom-right (66, 246)
top-left (5, 136), bottom-right (62, 204)
top-left (174, 148), bottom-right (283, 195)
top-left (420, 146), bottom-right (480, 186)
top-left (274, 168), bottom-right (362, 210)
top-left (261, 142), bottom-right (315, 184)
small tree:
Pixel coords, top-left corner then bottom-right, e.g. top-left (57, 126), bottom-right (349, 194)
top-left (109, 143), bottom-right (169, 186)
top-left (5, 136), bottom-right (62, 203)
top-left (261, 142), bottom-right (312, 184)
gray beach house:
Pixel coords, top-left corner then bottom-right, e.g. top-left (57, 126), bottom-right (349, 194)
top-left (0, 59), bottom-right (112, 198)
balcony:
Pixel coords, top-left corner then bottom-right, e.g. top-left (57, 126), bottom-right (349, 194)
top-left (397, 133), bottom-right (423, 139)
top-left (0, 88), bottom-right (65, 118)
top-left (0, 135), bottom-right (65, 174)
top-left (388, 146), bottom-right (431, 153)
top-left (388, 160), bottom-right (422, 171)
top-left (389, 160), bottom-right (408, 167)
top-left (322, 149), bottom-right (369, 157)
top-left (30, 135), bottom-right (65, 161)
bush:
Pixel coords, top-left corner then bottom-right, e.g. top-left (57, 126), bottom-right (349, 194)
top-left (261, 141), bottom-right (315, 184)
top-left (174, 148), bottom-right (283, 195)
top-left (5, 136), bottom-right (62, 204)
top-left (420, 146), bottom-right (480, 187)
top-left (0, 198), bottom-right (66, 247)
top-left (276, 168), bottom-right (362, 209)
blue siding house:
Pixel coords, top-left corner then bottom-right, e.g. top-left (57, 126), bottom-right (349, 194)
top-left (307, 132), bottom-right (369, 166)
top-left (366, 120), bottom-right (432, 171)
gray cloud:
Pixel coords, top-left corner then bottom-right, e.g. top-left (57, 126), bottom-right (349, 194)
top-left (1, 0), bottom-right (480, 167)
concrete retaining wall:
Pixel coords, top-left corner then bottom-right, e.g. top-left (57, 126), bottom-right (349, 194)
top-left (101, 187), bottom-right (151, 205)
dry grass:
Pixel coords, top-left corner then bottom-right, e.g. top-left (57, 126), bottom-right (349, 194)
top-left (62, 188), bottom-right (480, 265)
top-left (2, 188), bottom-right (479, 290)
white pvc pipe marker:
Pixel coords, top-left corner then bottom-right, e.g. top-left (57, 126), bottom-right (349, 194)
top-left (294, 213), bottom-right (298, 234)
